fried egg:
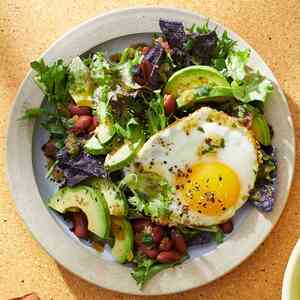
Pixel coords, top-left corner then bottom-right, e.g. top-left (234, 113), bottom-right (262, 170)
top-left (131, 107), bottom-right (259, 226)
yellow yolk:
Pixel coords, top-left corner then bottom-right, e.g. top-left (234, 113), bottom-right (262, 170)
top-left (176, 162), bottom-right (240, 216)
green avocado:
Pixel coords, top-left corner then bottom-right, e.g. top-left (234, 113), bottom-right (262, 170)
top-left (164, 66), bottom-right (231, 108)
top-left (96, 122), bottom-right (115, 145)
top-left (86, 178), bottom-right (128, 217)
top-left (84, 134), bottom-right (109, 155)
top-left (104, 140), bottom-right (143, 172)
top-left (111, 217), bottom-right (134, 263)
top-left (251, 113), bottom-right (271, 146)
top-left (48, 186), bottom-right (111, 239)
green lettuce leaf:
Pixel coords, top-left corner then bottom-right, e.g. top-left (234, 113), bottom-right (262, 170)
top-left (131, 252), bottom-right (189, 289)
top-left (90, 52), bottom-right (118, 87)
top-left (122, 172), bottom-right (175, 218)
top-left (231, 71), bottom-right (273, 103)
top-left (224, 49), bottom-right (273, 103)
top-left (146, 91), bottom-right (168, 137)
top-left (212, 31), bottom-right (237, 72)
top-left (117, 48), bottom-right (143, 88)
top-left (226, 49), bottom-right (250, 81)
top-left (68, 56), bottom-right (95, 106)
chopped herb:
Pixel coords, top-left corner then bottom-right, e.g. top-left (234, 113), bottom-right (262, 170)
top-left (20, 107), bottom-right (49, 120)
top-left (142, 233), bottom-right (154, 246)
top-left (214, 229), bottom-right (225, 244)
top-left (131, 252), bottom-right (189, 289)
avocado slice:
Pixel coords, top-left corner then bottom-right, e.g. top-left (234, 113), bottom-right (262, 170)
top-left (164, 66), bottom-right (231, 108)
top-left (96, 122), bottom-right (115, 145)
top-left (176, 86), bottom-right (233, 108)
top-left (104, 140), bottom-right (142, 172)
top-left (251, 113), bottom-right (271, 146)
top-left (48, 186), bottom-right (111, 239)
top-left (84, 134), bottom-right (109, 156)
top-left (86, 178), bottom-right (128, 217)
top-left (111, 217), bottom-right (134, 263)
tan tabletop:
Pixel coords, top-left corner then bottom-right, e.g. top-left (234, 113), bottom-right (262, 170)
top-left (0, 1), bottom-right (299, 299)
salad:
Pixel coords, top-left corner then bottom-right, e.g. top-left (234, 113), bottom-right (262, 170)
top-left (23, 19), bottom-right (277, 288)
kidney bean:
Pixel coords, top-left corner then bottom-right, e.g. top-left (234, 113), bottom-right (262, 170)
top-left (142, 46), bottom-right (150, 55)
top-left (42, 141), bottom-right (57, 158)
top-left (151, 225), bottom-right (163, 244)
top-left (220, 220), bottom-right (234, 234)
top-left (140, 59), bottom-right (153, 80)
top-left (68, 103), bottom-right (91, 116)
top-left (159, 237), bottom-right (173, 251)
top-left (72, 212), bottom-right (88, 239)
top-left (157, 250), bottom-right (182, 263)
top-left (74, 115), bottom-right (93, 131)
top-left (92, 116), bottom-right (99, 127)
top-left (139, 244), bottom-right (158, 259)
top-left (133, 231), bottom-right (144, 248)
top-left (160, 41), bottom-right (170, 50)
top-left (163, 94), bottom-right (176, 115)
top-left (132, 219), bottom-right (151, 233)
top-left (87, 116), bottom-right (100, 133)
top-left (171, 230), bottom-right (187, 253)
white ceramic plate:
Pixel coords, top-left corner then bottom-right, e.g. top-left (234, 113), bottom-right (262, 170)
top-left (6, 7), bottom-right (295, 295)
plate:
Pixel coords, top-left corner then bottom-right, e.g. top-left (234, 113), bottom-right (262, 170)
top-left (6, 7), bottom-right (295, 295)
top-left (282, 239), bottom-right (300, 300)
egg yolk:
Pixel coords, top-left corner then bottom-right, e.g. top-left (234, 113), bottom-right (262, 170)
top-left (176, 162), bottom-right (240, 216)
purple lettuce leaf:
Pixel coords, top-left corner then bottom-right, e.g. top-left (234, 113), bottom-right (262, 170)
top-left (133, 43), bottom-right (165, 89)
top-left (188, 31), bottom-right (218, 65)
top-left (159, 19), bottom-right (187, 49)
top-left (250, 145), bottom-right (277, 212)
top-left (56, 148), bottom-right (107, 186)
top-left (188, 231), bottom-right (212, 246)
top-left (250, 180), bottom-right (276, 212)
top-left (159, 18), bottom-right (193, 68)
top-left (171, 47), bottom-right (193, 68)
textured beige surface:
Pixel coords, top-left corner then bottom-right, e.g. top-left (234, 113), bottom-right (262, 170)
top-left (0, 1), bottom-right (299, 299)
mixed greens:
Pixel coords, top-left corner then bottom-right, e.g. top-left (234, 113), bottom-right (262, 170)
top-left (23, 18), bottom-right (277, 288)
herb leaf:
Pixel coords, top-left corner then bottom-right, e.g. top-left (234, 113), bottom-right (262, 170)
top-left (20, 107), bottom-right (49, 120)
top-left (131, 252), bottom-right (189, 289)
top-left (213, 229), bottom-right (225, 244)
top-left (146, 91), bottom-right (167, 137)
top-left (31, 59), bottom-right (69, 104)
top-left (142, 233), bottom-right (154, 246)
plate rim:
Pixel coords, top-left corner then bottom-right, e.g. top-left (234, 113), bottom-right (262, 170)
top-left (5, 6), bottom-right (296, 295)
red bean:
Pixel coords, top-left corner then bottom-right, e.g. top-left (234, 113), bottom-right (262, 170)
top-left (139, 244), bottom-right (158, 259)
top-left (141, 60), bottom-right (153, 80)
top-left (220, 220), bottom-right (234, 234)
top-left (92, 116), bottom-right (99, 127)
top-left (133, 231), bottom-right (145, 247)
top-left (68, 103), bottom-right (91, 116)
top-left (132, 219), bottom-right (151, 233)
top-left (160, 41), bottom-right (170, 50)
top-left (159, 237), bottom-right (173, 251)
top-left (171, 230), bottom-right (187, 253)
top-left (87, 116), bottom-right (100, 133)
top-left (157, 251), bottom-right (182, 263)
top-left (142, 46), bottom-right (150, 55)
top-left (42, 141), bottom-right (57, 158)
top-left (74, 115), bottom-right (93, 131)
top-left (72, 212), bottom-right (88, 239)
top-left (164, 94), bottom-right (176, 115)
top-left (151, 225), bottom-right (163, 244)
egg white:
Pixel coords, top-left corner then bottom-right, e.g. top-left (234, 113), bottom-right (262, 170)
top-left (131, 107), bottom-right (259, 226)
